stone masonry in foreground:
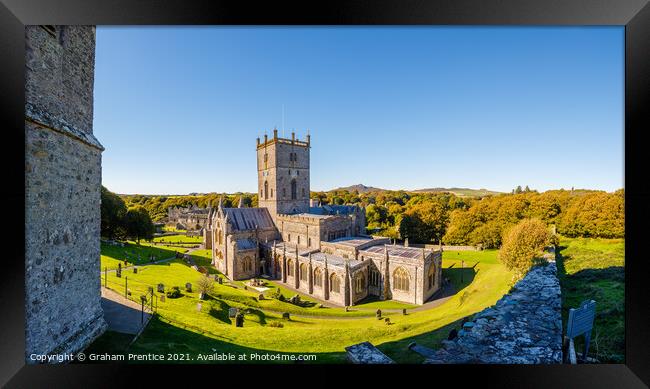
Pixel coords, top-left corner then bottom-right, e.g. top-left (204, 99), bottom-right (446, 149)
top-left (25, 25), bottom-right (107, 362)
top-left (422, 261), bottom-right (563, 364)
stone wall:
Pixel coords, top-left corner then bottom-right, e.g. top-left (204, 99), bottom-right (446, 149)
top-left (420, 261), bottom-right (563, 364)
top-left (25, 25), bottom-right (107, 362)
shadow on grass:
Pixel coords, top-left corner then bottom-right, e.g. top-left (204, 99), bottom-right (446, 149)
top-left (209, 300), bottom-right (233, 324)
top-left (442, 266), bottom-right (477, 292)
top-left (556, 246), bottom-right (625, 363)
top-left (117, 315), bottom-right (347, 364)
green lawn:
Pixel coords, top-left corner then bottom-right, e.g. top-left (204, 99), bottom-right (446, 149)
top-left (93, 248), bottom-right (512, 363)
top-left (153, 234), bottom-right (203, 244)
top-left (556, 236), bottom-right (625, 363)
top-left (101, 241), bottom-right (188, 271)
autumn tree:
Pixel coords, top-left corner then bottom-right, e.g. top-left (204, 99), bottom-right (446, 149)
top-left (498, 218), bottom-right (551, 279)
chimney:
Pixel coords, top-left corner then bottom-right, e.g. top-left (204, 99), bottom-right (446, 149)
top-left (273, 128), bottom-right (278, 139)
top-left (264, 133), bottom-right (268, 144)
top-left (256, 137), bottom-right (260, 146)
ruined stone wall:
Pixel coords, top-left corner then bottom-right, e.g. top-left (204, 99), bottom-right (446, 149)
top-left (25, 25), bottom-right (107, 362)
top-left (422, 262), bottom-right (563, 364)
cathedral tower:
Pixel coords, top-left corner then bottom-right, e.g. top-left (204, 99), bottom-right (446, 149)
top-left (257, 129), bottom-right (311, 222)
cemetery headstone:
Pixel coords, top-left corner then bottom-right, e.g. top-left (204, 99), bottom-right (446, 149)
top-left (157, 283), bottom-right (165, 293)
top-left (402, 308), bottom-right (407, 315)
top-left (384, 318), bottom-right (391, 325)
top-left (282, 312), bottom-right (291, 320)
top-left (376, 309), bottom-right (382, 319)
top-left (185, 282), bottom-right (192, 292)
top-left (160, 294), bottom-right (165, 302)
top-left (228, 308), bottom-right (238, 318)
top-left (133, 267), bottom-right (138, 274)
top-left (258, 294), bottom-right (265, 301)
top-left (235, 313), bottom-right (244, 327)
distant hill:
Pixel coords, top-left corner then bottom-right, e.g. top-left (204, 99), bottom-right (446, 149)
top-left (328, 184), bottom-right (502, 197)
top-left (411, 187), bottom-right (503, 197)
top-left (330, 184), bottom-right (387, 193)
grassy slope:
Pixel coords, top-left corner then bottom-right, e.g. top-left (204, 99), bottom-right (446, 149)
top-left (101, 241), bottom-right (188, 271)
top-left (556, 236), bottom-right (624, 363)
top-left (153, 234), bottom-right (203, 244)
top-left (95, 249), bottom-right (511, 363)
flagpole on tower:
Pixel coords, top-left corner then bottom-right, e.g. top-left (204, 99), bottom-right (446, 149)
top-left (282, 104), bottom-right (285, 138)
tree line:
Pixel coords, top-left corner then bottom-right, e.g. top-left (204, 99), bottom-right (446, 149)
top-left (312, 187), bottom-right (624, 247)
top-left (101, 186), bottom-right (155, 243)
top-left (103, 186), bottom-right (624, 248)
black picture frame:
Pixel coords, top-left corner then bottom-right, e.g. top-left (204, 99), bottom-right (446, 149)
top-left (1, 0), bottom-right (648, 387)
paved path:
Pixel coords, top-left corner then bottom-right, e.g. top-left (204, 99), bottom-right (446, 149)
top-left (101, 287), bottom-right (152, 335)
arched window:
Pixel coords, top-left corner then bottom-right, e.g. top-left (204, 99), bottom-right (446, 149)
top-left (264, 181), bottom-right (268, 200)
top-left (354, 273), bottom-right (366, 294)
top-left (287, 259), bottom-right (294, 277)
top-left (393, 267), bottom-right (410, 291)
top-left (428, 265), bottom-right (436, 290)
top-left (242, 257), bottom-right (253, 272)
top-left (369, 268), bottom-right (380, 287)
top-left (330, 273), bottom-right (340, 293)
top-left (291, 179), bottom-right (297, 200)
top-left (313, 268), bottom-right (323, 287)
top-left (299, 263), bottom-right (308, 281)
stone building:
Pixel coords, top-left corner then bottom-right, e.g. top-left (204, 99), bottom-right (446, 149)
top-left (25, 25), bottom-right (107, 362)
top-left (204, 132), bottom-right (443, 305)
top-left (166, 205), bottom-right (209, 230)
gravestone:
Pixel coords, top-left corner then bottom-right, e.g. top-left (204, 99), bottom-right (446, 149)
top-left (157, 283), bottom-right (165, 293)
top-left (384, 318), bottom-right (391, 325)
top-left (402, 309), bottom-right (407, 315)
top-left (228, 308), bottom-right (238, 318)
top-left (282, 312), bottom-right (291, 320)
top-left (217, 277), bottom-right (223, 284)
top-left (185, 283), bottom-right (192, 292)
top-left (159, 294), bottom-right (165, 302)
top-left (133, 267), bottom-right (137, 274)
top-left (376, 309), bottom-right (382, 319)
top-left (258, 294), bottom-right (265, 301)
top-left (235, 313), bottom-right (244, 327)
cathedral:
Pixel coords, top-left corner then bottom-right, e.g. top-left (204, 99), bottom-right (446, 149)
top-left (203, 130), bottom-right (443, 305)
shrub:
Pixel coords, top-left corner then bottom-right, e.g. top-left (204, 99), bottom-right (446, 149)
top-left (498, 218), bottom-right (551, 280)
top-left (166, 286), bottom-right (182, 299)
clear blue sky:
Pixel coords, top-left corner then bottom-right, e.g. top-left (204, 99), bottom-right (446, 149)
top-left (94, 26), bottom-right (624, 195)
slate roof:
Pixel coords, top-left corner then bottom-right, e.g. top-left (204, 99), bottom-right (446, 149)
top-left (306, 252), bottom-right (363, 268)
top-left (223, 207), bottom-right (275, 231)
top-left (359, 244), bottom-right (426, 259)
top-left (329, 237), bottom-right (375, 247)
top-left (308, 205), bottom-right (358, 216)
top-left (235, 239), bottom-right (257, 250)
